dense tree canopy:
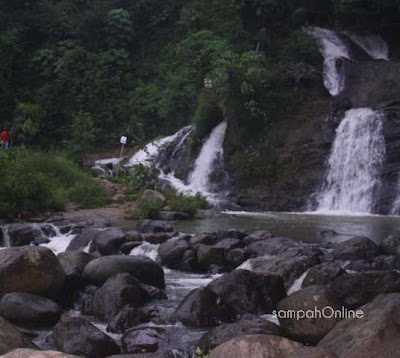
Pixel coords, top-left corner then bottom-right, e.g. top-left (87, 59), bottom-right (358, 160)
top-left (0, 0), bottom-right (396, 152)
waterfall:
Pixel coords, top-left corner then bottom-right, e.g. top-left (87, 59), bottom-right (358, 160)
top-left (128, 126), bottom-right (192, 167)
top-left (307, 27), bottom-right (351, 96)
top-left (343, 32), bottom-right (389, 60)
top-left (159, 121), bottom-right (228, 203)
top-left (128, 121), bottom-right (228, 203)
top-left (188, 121), bottom-right (227, 194)
top-left (316, 108), bottom-right (386, 214)
top-left (391, 179), bottom-right (400, 215)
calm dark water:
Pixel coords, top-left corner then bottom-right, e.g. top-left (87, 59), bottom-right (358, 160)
top-left (173, 212), bottom-right (400, 245)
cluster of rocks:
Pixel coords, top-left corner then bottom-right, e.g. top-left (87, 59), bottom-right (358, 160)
top-left (1, 218), bottom-right (400, 357)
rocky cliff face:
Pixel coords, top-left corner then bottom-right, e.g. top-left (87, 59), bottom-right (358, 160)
top-left (232, 57), bottom-right (400, 213)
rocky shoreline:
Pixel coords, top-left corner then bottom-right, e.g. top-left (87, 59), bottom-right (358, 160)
top-left (0, 218), bottom-right (400, 357)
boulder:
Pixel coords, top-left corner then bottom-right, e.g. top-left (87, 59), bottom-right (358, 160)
top-left (318, 293), bottom-right (400, 357)
top-left (2, 349), bottom-right (81, 358)
top-left (141, 233), bottom-right (173, 245)
top-left (159, 211), bottom-right (190, 221)
top-left (0, 316), bottom-right (36, 354)
top-left (120, 242), bottom-right (142, 255)
top-left (209, 335), bottom-right (303, 358)
top-left (208, 270), bottom-right (286, 316)
top-left (244, 230), bottom-right (272, 244)
top-left (219, 229), bottom-right (247, 240)
top-left (93, 228), bottom-right (126, 255)
top-left (0, 246), bottom-right (65, 297)
top-left (288, 347), bottom-right (338, 358)
top-left (243, 247), bottom-right (322, 287)
top-left (7, 224), bottom-right (44, 247)
top-left (303, 262), bottom-right (345, 287)
top-left (107, 306), bottom-right (150, 333)
top-left (66, 228), bottom-right (103, 251)
top-left (141, 190), bottom-right (166, 205)
top-left (190, 233), bottom-right (218, 248)
top-left (226, 248), bottom-right (246, 268)
top-left (107, 354), bottom-right (164, 358)
top-left (53, 315), bottom-right (120, 357)
top-left (122, 325), bottom-right (167, 354)
top-left (82, 274), bottom-right (152, 320)
top-left (57, 251), bottom-right (93, 282)
top-left (0, 292), bottom-right (62, 325)
top-left (83, 255), bottom-right (165, 289)
top-left (381, 229), bottom-right (400, 255)
top-left (277, 285), bottom-right (341, 344)
top-left (158, 237), bottom-right (190, 269)
top-left (136, 220), bottom-right (173, 234)
top-left (197, 245), bottom-right (225, 269)
top-left (330, 270), bottom-right (400, 309)
top-left (198, 314), bottom-right (280, 352)
top-left (175, 287), bottom-right (236, 326)
top-left (332, 236), bottom-right (379, 261)
top-left (215, 238), bottom-right (242, 252)
top-left (246, 237), bottom-right (299, 257)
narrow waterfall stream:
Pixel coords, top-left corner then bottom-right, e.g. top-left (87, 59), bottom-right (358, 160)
top-left (307, 27), bottom-right (351, 96)
top-left (316, 108), bottom-right (386, 214)
top-left (129, 121), bottom-right (228, 204)
top-left (342, 31), bottom-right (389, 60)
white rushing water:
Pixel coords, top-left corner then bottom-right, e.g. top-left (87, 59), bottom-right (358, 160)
top-left (316, 108), bottom-right (386, 214)
top-left (136, 121), bottom-right (228, 203)
top-left (343, 31), bottom-right (389, 60)
top-left (307, 27), bottom-right (351, 96)
top-left (287, 270), bottom-right (309, 295)
top-left (128, 126), bottom-right (192, 167)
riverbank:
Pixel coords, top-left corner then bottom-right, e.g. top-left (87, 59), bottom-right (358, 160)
top-left (0, 216), bottom-right (400, 356)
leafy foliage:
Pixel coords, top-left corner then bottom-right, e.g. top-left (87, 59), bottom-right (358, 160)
top-left (164, 190), bottom-right (210, 215)
top-left (0, 150), bottom-right (109, 217)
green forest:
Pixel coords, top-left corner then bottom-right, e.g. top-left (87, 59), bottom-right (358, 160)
top-left (1, 0), bottom-right (400, 216)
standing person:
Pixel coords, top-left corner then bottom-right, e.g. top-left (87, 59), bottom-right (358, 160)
top-left (1, 130), bottom-right (11, 150)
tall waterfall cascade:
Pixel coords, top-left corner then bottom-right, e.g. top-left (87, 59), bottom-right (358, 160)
top-left (307, 27), bottom-right (351, 96)
top-left (342, 32), bottom-right (389, 60)
top-left (127, 121), bottom-right (228, 203)
top-left (316, 108), bottom-right (386, 214)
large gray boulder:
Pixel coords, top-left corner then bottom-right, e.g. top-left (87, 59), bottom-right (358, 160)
top-left (54, 315), bottom-right (120, 357)
top-left (175, 287), bottom-right (235, 326)
top-left (303, 262), bottom-right (345, 287)
top-left (330, 270), bottom-right (400, 309)
top-left (175, 270), bottom-right (286, 326)
top-left (288, 347), bottom-right (338, 358)
top-left (198, 314), bottom-right (280, 352)
top-left (207, 270), bottom-right (286, 315)
top-left (0, 316), bottom-right (36, 354)
top-left (122, 325), bottom-right (167, 354)
top-left (381, 229), bottom-right (400, 255)
top-left (82, 273), bottom-right (152, 320)
top-left (318, 293), bottom-right (400, 357)
top-left (2, 349), bottom-right (81, 358)
top-left (136, 220), bottom-right (173, 234)
top-left (332, 236), bottom-right (379, 261)
top-left (242, 247), bottom-right (322, 287)
top-left (93, 228), bottom-right (127, 255)
top-left (0, 246), bottom-right (65, 297)
top-left (209, 334), bottom-right (303, 358)
top-left (7, 223), bottom-right (45, 247)
top-left (0, 292), bottom-right (62, 325)
top-left (83, 255), bottom-right (165, 289)
top-left (158, 237), bottom-right (190, 269)
top-left (66, 228), bottom-right (103, 251)
top-left (277, 285), bottom-right (341, 344)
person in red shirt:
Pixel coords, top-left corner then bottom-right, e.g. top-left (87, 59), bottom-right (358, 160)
top-left (1, 131), bottom-right (11, 150)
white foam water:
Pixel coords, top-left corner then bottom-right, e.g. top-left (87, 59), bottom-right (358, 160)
top-left (343, 31), bottom-right (389, 60)
top-left (128, 126), bottom-right (192, 167)
top-left (316, 108), bottom-right (386, 214)
top-left (130, 242), bottom-right (160, 262)
top-left (307, 27), bottom-right (351, 96)
top-left (40, 225), bottom-right (76, 254)
top-left (287, 270), bottom-right (309, 295)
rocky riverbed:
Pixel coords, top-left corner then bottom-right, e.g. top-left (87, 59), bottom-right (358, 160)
top-left (0, 217), bottom-right (400, 357)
